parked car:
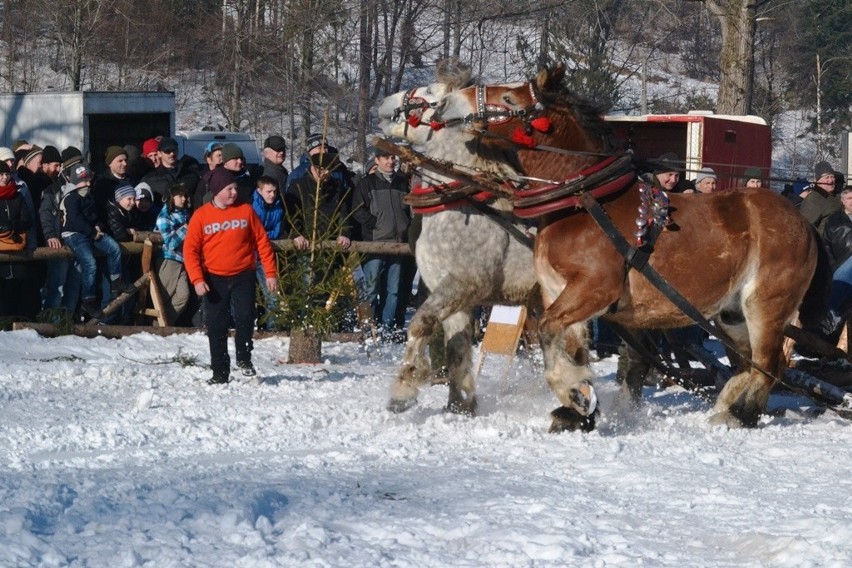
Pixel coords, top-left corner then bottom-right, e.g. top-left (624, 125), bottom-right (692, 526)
top-left (175, 131), bottom-right (261, 167)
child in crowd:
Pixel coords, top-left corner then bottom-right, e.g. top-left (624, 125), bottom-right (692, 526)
top-left (155, 183), bottom-right (192, 324)
top-left (59, 163), bottom-right (134, 318)
top-left (251, 175), bottom-right (285, 329)
top-left (106, 183), bottom-right (138, 242)
top-left (134, 182), bottom-right (161, 231)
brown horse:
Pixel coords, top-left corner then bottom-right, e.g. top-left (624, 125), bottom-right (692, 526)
top-left (430, 66), bottom-right (819, 431)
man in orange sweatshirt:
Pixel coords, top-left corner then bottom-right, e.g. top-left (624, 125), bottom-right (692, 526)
top-left (184, 167), bottom-right (278, 384)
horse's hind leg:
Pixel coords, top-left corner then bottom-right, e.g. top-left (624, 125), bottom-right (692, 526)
top-left (443, 311), bottom-right (477, 415)
top-left (388, 300), bottom-right (442, 413)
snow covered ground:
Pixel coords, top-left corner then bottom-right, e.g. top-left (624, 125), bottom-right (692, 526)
top-left (1, 329), bottom-right (851, 567)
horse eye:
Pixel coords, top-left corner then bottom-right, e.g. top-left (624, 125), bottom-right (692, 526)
top-left (502, 95), bottom-right (514, 105)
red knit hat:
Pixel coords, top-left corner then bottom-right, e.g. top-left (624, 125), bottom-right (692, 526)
top-left (142, 138), bottom-right (160, 157)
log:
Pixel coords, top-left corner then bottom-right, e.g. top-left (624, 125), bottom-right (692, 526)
top-left (0, 242), bottom-right (147, 262)
top-left (12, 321), bottom-right (364, 343)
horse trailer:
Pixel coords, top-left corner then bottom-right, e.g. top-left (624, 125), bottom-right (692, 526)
top-left (604, 112), bottom-right (772, 190)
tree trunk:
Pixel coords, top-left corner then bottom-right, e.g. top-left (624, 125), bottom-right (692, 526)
top-left (288, 328), bottom-right (323, 364)
top-left (707, 0), bottom-right (755, 115)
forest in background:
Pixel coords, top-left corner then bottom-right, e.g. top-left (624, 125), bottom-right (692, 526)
top-left (0, 0), bottom-right (850, 168)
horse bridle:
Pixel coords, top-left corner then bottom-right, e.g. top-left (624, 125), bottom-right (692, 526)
top-left (436, 83), bottom-right (545, 130)
top-left (392, 88), bottom-right (439, 126)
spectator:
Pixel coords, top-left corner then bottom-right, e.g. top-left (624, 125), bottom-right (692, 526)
top-left (261, 135), bottom-right (289, 201)
top-left (58, 163), bottom-right (134, 319)
top-left (285, 148), bottom-right (352, 250)
top-left (815, 186), bottom-right (852, 340)
top-left (40, 146), bottom-right (62, 182)
top-left (0, 160), bottom-right (33, 318)
top-left (352, 148), bottom-right (412, 339)
top-left (40, 148), bottom-right (84, 312)
top-left (105, 183), bottom-right (138, 242)
top-left (155, 183), bottom-right (192, 325)
top-left (220, 143), bottom-right (255, 204)
top-left (742, 167), bottom-right (763, 188)
top-left (801, 160), bottom-right (841, 236)
top-left (692, 167), bottom-right (717, 194)
top-left (646, 152), bottom-right (681, 192)
top-left (93, 146), bottom-right (131, 224)
top-left (285, 133), bottom-right (355, 200)
top-left (133, 182), bottom-right (161, 231)
top-left (183, 168), bottom-right (278, 384)
top-left (15, 145), bottom-right (48, 209)
top-left (192, 142), bottom-right (224, 208)
top-left (251, 175), bottom-right (285, 330)
top-left (140, 136), bottom-right (200, 204)
top-left (0, 147), bottom-right (14, 171)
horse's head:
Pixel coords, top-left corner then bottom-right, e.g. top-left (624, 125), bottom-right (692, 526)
top-left (377, 83), bottom-right (450, 145)
top-left (430, 65), bottom-right (616, 182)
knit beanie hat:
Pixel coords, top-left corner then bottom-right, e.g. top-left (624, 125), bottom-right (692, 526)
top-left (114, 183), bottom-right (136, 201)
top-left (814, 161), bottom-right (835, 180)
top-left (61, 146), bottom-right (84, 171)
top-left (42, 145), bottom-right (62, 164)
top-left (207, 167), bottom-right (236, 195)
top-left (694, 167), bottom-right (716, 184)
top-left (11, 139), bottom-right (29, 152)
top-left (221, 143), bottom-right (244, 163)
top-left (142, 138), bottom-right (160, 156)
top-left (0, 147), bottom-right (14, 162)
top-left (105, 145), bottom-right (127, 166)
top-left (135, 182), bottom-right (154, 201)
top-left (305, 133), bottom-right (328, 154)
top-left (23, 145), bottom-right (42, 164)
top-left (653, 152), bottom-right (679, 174)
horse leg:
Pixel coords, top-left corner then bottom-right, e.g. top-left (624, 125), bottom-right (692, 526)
top-left (443, 311), bottom-right (477, 415)
top-left (710, 307), bottom-right (788, 428)
top-left (540, 316), bottom-right (597, 433)
top-left (387, 297), bottom-right (444, 413)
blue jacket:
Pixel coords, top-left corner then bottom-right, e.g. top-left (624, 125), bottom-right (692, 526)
top-left (251, 190), bottom-right (285, 240)
top-left (155, 206), bottom-right (190, 263)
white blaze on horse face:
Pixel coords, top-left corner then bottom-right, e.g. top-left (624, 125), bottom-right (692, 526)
top-left (377, 83), bottom-right (449, 144)
top-left (434, 81), bottom-right (527, 126)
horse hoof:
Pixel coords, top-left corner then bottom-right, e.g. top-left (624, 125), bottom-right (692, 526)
top-left (571, 381), bottom-right (598, 416)
top-left (709, 411), bottom-right (743, 428)
top-left (445, 397), bottom-right (477, 416)
top-left (549, 406), bottom-right (597, 433)
top-left (387, 397), bottom-right (417, 414)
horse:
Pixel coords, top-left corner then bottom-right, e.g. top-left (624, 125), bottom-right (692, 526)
top-left (377, 72), bottom-right (540, 416)
top-left (428, 65), bottom-right (819, 431)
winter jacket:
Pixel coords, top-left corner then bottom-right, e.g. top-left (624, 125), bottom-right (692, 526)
top-left (0, 186), bottom-right (33, 279)
top-left (286, 153), bottom-right (354, 195)
top-left (800, 187), bottom-right (841, 236)
top-left (93, 171), bottom-right (132, 225)
top-left (285, 174), bottom-right (352, 240)
top-left (183, 202), bottom-right (276, 284)
top-left (39, 180), bottom-right (63, 242)
top-left (352, 170), bottom-right (411, 242)
top-left (155, 205), bottom-right (190, 263)
top-left (261, 159), bottom-right (289, 198)
top-left (823, 208), bottom-right (852, 271)
top-left (194, 166), bottom-right (255, 208)
top-left (59, 185), bottom-right (101, 239)
top-left (141, 159), bottom-right (200, 204)
top-left (105, 200), bottom-right (138, 242)
top-left (251, 191), bottom-right (286, 240)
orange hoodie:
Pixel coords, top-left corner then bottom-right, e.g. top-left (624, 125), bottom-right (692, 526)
top-left (184, 202), bottom-right (277, 285)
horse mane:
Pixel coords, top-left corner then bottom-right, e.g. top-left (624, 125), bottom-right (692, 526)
top-left (535, 72), bottom-right (618, 154)
top-left (436, 58), bottom-right (474, 91)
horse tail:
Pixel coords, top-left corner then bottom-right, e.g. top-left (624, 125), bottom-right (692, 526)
top-left (798, 227), bottom-right (832, 329)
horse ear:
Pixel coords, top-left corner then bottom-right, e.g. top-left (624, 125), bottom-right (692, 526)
top-left (535, 63), bottom-right (566, 91)
top-left (551, 63), bottom-right (566, 84)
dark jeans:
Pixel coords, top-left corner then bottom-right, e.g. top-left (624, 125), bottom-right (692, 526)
top-left (204, 269), bottom-right (256, 375)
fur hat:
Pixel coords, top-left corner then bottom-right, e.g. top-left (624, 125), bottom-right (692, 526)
top-left (814, 161), bottom-right (835, 180)
top-left (207, 167), bottom-right (236, 195)
top-left (694, 167), bottom-right (716, 184)
top-left (0, 147), bottom-right (14, 162)
top-left (105, 145), bottom-right (127, 166)
top-left (221, 143), bottom-right (244, 163)
top-left (114, 183), bottom-right (136, 201)
top-left (135, 182), bottom-right (154, 201)
top-left (142, 138), bottom-right (160, 156)
top-left (653, 152), bottom-right (680, 173)
top-left (42, 145), bottom-right (62, 164)
top-left (68, 163), bottom-right (93, 186)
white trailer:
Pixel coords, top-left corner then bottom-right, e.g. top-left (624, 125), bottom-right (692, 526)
top-left (0, 91), bottom-right (175, 170)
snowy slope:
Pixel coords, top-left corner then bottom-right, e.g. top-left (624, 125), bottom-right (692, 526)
top-left (1, 329), bottom-right (850, 567)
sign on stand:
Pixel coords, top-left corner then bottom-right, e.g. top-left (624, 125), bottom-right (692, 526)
top-left (474, 305), bottom-right (527, 380)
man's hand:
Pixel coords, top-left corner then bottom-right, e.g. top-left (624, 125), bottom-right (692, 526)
top-left (336, 235), bottom-right (351, 249)
top-left (47, 238), bottom-right (62, 249)
top-left (194, 281), bottom-right (210, 296)
top-left (293, 236), bottom-right (309, 250)
top-left (265, 277), bottom-right (279, 293)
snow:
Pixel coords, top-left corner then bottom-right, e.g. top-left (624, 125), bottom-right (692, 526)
top-left (1, 328), bottom-right (851, 567)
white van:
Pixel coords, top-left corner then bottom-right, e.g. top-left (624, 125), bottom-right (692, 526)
top-left (175, 131), bottom-right (261, 167)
